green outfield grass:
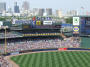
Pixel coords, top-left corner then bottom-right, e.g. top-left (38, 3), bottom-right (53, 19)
top-left (11, 51), bottom-right (90, 67)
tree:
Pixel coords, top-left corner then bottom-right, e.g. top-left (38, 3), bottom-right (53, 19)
top-left (65, 17), bottom-right (72, 24)
top-left (0, 17), bottom-right (6, 21)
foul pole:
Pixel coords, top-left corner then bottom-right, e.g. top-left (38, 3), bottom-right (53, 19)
top-left (4, 27), bottom-right (7, 54)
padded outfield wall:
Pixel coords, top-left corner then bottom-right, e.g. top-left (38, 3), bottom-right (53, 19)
top-left (80, 37), bottom-right (90, 48)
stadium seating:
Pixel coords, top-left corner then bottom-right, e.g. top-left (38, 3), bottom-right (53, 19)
top-left (0, 37), bottom-right (80, 53)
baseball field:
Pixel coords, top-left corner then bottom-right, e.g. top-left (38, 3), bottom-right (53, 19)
top-left (10, 51), bottom-right (90, 67)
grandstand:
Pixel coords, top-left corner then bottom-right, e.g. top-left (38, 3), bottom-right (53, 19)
top-left (0, 20), bottom-right (62, 53)
top-left (0, 19), bottom-right (81, 54)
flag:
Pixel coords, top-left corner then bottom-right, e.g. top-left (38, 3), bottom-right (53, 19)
top-left (32, 16), bottom-right (36, 21)
top-left (81, 6), bottom-right (84, 9)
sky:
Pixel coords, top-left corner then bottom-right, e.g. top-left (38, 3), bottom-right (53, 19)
top-left (0, 0), bottom-right (90, 13)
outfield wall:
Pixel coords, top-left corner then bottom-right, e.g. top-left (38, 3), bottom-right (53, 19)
top-left (3, 48), bottom-right (90, 56)
top-left (81, 37), bottom-right (90, 48)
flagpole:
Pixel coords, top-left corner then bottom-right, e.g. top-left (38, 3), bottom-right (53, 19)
top-left (81, 7), bottom-right (84, 16)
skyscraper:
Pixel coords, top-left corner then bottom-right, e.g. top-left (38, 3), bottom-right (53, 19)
top-left (14, 2), bottom-right (20, 13)
top-left (33, 8), bottom-right (39, 16)
top-left (22, 1), bottom-right (30, 10)
top-left (0, 2), bottom-right (6, 13)
top-left (66, 10), bottom-right (77, 16)
top-left (38, 8), bottom-right (44, 16)
top-left (7, 6), bottom-right (12, 13)
top-left (46, 8), bottom-right (52, 16)
top-left (56, 10), bottom-right (63, 18)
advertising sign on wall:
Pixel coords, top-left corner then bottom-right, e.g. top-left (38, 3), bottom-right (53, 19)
top-left (73, 26), bottom-right (79, 34)
top-left (73, 17), bottom-right (80, 25)
top-left (36, 21), bottom-right (41, 25)
top-left (43, 21), bottom-right (52, 25)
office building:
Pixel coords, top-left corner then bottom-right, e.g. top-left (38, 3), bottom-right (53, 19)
top-left (22, 1), bottom-right (30, 10)
top-left (56, 10), bottom-right (63, 18)
top-left (33, 8), bottom-right (39, 16)
top-left (14, 2), bottom-right (20, 13)
top-left (46, 8), bottom-right (52, 16)
top-left (66, 10), bottom-right (77, 16)
top-left (0, 2), bottom-right (6, 13)
top-left (38, 8), bottom-right (44, 16)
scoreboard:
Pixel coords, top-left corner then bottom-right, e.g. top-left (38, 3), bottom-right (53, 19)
top-left (80, 17), bottom-right (90, 35)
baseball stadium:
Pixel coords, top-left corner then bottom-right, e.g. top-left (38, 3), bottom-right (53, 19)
top-left (0, 16), bottom-right (90, 67)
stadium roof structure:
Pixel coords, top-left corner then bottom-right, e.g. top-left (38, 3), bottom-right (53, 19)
top-left (0, 32), bottom-right (23, 39)
top-left (72, 15), bottom-right (90, 17)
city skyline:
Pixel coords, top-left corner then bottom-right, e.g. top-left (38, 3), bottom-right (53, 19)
top-left (0, 0), bottom-right (90, 12)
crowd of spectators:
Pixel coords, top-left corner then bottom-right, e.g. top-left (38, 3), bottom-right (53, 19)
top-left (0, 56), bottom-right (10, 67)
top-left (0, 37), bottom-right (80, 53)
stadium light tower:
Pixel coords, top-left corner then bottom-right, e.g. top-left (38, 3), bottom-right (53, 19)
top-left (3, 26), bottom-right (8, 54)
top-left (4, 27), bottom-right (7, 54)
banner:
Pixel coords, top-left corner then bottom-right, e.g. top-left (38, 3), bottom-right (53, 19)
top-left (36, 21), bottom-right (41, 25)
top-left (32, 16), bottom-right (36, 21)
top-left (58, 48), bottom-right (67, 51)
top-left (11, 52), bottom-right (19, 55)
